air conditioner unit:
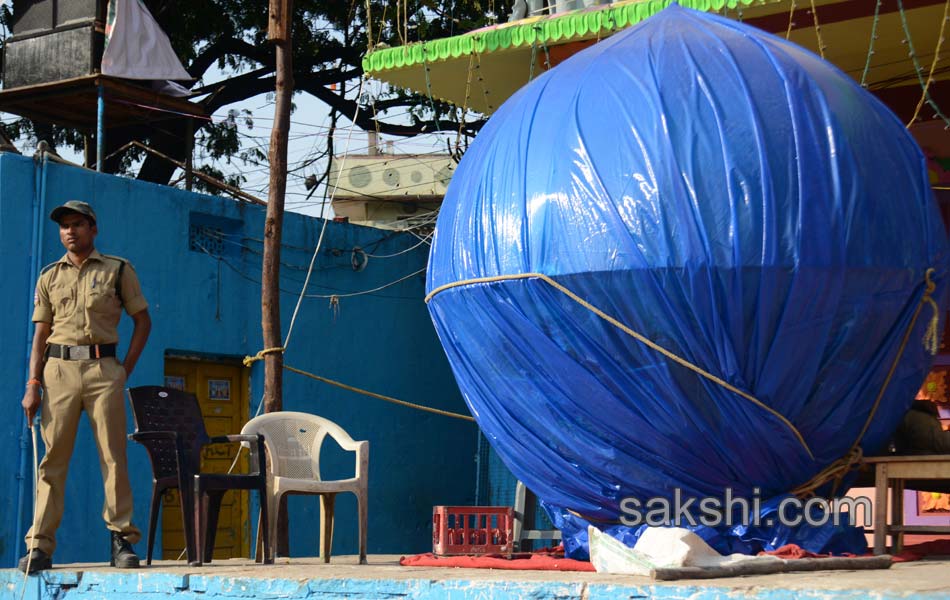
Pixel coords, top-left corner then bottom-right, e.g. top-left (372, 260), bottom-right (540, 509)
top-left (330, 154), bottom-right (456, 199)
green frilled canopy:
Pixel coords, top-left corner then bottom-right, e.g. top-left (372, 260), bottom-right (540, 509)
top-left (360, 0), bottom-right (950, 126)
top-left (361, 0), bottom-right (785, 113)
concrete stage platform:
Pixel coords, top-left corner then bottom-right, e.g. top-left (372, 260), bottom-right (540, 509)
top-left (2, 554), bottom-right (949, 599)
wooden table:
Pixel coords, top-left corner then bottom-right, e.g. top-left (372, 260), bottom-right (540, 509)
top-left (863, 455), bottom-right (950, 554)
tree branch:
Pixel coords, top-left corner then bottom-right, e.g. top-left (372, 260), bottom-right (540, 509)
top-left (298, 79), bottom-right (485, 136)
top-left (200, 67), bottom-right (361, 115)
top-left (187, 35), bottom-right (362, 82)
top-left (200, 68), bottom-right (276, 113)
top-left (188, 37), bottom-right (274, 79)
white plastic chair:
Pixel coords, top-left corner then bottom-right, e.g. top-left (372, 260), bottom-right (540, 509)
top-left (241, 411), bottom-right (369, 563)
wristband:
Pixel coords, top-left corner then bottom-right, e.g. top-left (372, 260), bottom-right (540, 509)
top-left (26, 378), bottom-right (42, 388)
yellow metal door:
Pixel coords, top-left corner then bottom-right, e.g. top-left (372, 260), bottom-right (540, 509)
top-left (163, 358), bottom-right (250, 560)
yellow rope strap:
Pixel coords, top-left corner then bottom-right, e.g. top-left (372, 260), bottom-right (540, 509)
top-left (791, 268), bottom-right (941, 498)
top-left (922, 273), bottom-right (941, 356)
top-left (426, 273), bottom-right (815, 460)
top-left (283, 364), bottom-right (475, 422)
top-left (243, 347), bottom-right (286, 367)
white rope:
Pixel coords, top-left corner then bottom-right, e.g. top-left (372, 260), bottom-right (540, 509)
top-left (282, 195), bottom-right (330, 352)
top-left (221, 79), bottom-right (373, 504)
top-left (213, 80), bottom-right (373, 563)
top-left (276, 77), bottom-right (369, 375)
top-left (242, 76), bottom-right (371, 428)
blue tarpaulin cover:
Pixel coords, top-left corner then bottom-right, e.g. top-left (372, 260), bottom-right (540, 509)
top-left (426, 4), bottom-right (950, 556)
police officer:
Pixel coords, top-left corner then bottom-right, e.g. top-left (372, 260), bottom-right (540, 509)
top-left (19, 201), bottom-right (151, 573)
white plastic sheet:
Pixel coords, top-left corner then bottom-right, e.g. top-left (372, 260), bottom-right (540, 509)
top-left (588, 526), bottom-right (779, 576)
top-left (102, 0), bottom-right (191, 81)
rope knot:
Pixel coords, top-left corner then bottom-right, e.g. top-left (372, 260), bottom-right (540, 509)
top-left (243, 347), bottom-right (285, 367)
top-left (791, 446), bottom-right (864, 499)
top-left (922, 268), bottom-right (940, 356)
top-left (925, 267), bottom-right (937, 295)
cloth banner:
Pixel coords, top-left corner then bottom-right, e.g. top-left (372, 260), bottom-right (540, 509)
top-left (102, 0), bottom-right (192, 82)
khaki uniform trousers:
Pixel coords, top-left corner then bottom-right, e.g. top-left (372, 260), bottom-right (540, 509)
top-left (25, 356), bottom-right (141, 554)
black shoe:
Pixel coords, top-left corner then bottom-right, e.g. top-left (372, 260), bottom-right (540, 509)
top-left (110, 532), bottom-right (140, 569)
top-left (17, 549), bottom-right (52, 574)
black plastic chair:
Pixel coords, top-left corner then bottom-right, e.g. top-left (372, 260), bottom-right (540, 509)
top-left (127, 385), bottom-right (273, 565)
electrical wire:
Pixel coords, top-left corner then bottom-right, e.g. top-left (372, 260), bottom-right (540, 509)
top-left (201, 213), bottom-right (435, 259)
top-left (192, 239), bottom-right (424, 301)
top-left (304, 266), bottom-right (427, 299)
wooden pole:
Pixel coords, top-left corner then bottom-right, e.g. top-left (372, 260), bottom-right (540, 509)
top-left (263, 0), bottom-right (293, 414)
top-left (264, 0), bottom-right (294, 558)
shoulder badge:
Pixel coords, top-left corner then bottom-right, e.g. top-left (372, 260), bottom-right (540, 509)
top-left (35, 262), bottom-right (58, 305)
top-left (101, 255), bottom-right (127, 302)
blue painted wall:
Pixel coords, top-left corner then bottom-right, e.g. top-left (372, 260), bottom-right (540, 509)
top-left (3, 566), bottom-right (943, 600)
top-left (0, 153), bottom-right (477, 566)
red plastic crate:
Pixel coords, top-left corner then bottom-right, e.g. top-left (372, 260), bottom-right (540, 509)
top-left (432, 506), bottom-right (514, 556)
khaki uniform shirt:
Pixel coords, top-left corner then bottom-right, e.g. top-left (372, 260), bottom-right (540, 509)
top-left (32, 249), bottom-right (148, 346)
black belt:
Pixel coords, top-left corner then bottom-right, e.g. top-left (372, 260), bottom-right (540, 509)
top-left (46, 343), bottom-right (117, 360)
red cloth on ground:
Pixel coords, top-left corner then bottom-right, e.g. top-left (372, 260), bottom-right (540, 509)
top-left (891, 539), bottom-right (950, 562)
top-left (402, 540), bottom-right (950, 571)
top-left (761, 544), bottom-right (855, 559)
top-left (763, 541), bottom-right (950, 562)
top-left (399, 552), bottom-right (597, 572)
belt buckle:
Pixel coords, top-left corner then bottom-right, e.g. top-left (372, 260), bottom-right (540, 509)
top-left (69, 345), bottom-right (91, 360)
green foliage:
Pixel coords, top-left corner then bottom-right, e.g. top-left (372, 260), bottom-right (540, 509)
top-left (198, 109), bottom-right (253, 162)
top-left (0, 0), bottom-right (491, 183)
top-left (192, 164), bottom-right (247, 195)
top-left (0, 118), bottom-right (84, 153)
top-left (0, 3), bottom-right (12, 37)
